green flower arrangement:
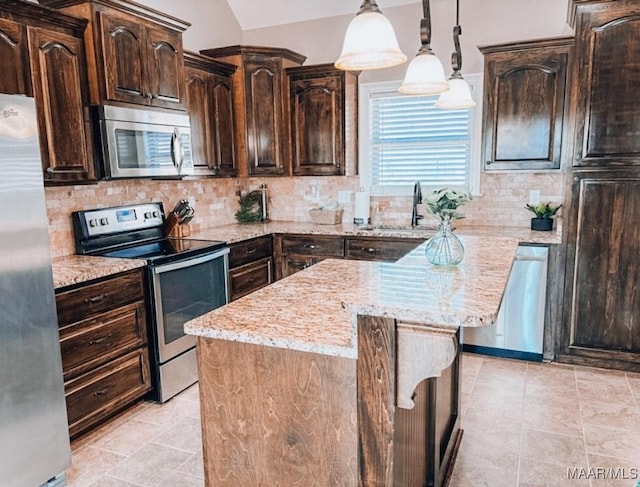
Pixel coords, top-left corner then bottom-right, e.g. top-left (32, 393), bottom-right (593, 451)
top-left (424, 188), bottom-right (472, 221)
top-left (235, 190), bottom-right (263, 223)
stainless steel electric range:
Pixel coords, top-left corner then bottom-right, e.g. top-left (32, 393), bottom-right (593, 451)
top-left (73, 202), bottom-right (229, 403)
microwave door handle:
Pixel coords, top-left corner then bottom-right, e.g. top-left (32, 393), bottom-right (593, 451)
top-left (170, 128), bottom-right (184, 175)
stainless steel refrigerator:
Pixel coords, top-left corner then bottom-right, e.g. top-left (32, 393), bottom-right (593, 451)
top-left (0, 94), bottom-right (71, 486)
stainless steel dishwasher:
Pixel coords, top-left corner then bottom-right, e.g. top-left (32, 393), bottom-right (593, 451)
top-left (461, 245), bottom-right (548, 361)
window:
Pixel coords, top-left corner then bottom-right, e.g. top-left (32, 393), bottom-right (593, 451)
top-left (359, 76), bottom-right (482, 195)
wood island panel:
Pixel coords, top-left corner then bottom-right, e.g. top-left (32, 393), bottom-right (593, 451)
top-left (196, 336), bottom-right (358, 487)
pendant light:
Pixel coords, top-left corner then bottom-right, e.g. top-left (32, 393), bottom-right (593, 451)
top-left (398, 0), bottom-right (449, 95)
top-left (435, 0), bottom-right (476, 109)
top-left (335, 0), bottom-right (407, 71)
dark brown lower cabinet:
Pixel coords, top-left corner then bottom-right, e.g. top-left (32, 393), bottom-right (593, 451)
top-left (228, 236), bottom-right (273, 300)
top-left (56, 268), bottom-right (152, 439)
top-left (65, 349), bottom-right (151, 439)
top-left (229, 257), bottom-right (272, 301)
top-left (559, 169), bottom-right (640, 371)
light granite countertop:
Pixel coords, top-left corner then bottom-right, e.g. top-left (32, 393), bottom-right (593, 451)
top-left (185, 235), bottom-right (519, 359)
top-left (52, 255), bottom-right (146, 289)
top-left (191, 221), bottom-right (561, 245)
top-left (51, 220), bottom-right (556, 290)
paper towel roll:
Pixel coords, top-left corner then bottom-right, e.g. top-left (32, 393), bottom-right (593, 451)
top-left (354, 191), bottom-right (370, 226)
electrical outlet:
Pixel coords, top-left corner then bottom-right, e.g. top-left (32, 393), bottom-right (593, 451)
top-left (529, 190), bottom-right (541, 205)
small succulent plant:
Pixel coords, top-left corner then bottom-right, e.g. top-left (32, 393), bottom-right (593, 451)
top-left (525, 202), bottom-right (562, 219)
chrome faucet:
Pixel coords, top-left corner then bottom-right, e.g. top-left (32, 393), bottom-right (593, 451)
top-left (411, 180), bottom-right (423, 227)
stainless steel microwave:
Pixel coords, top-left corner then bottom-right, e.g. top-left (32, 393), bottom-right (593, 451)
top-left (97, 105), bottom-right (193, 179)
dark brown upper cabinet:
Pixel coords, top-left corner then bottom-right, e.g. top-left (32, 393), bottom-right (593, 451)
top-left (0, 18), bottom-right (30, 96)
top-left (285, 64), bottom-right (358, 177)
top-left (200, 46), bottom-right (306, 177)
top-left (184, 52), bottom-right (237, 177)
top-left (570, 0), bottom-right (640, 166)
top-left (480, 37), bottom-right (573, 171)
top-left (0, 3), bottom-right (97, 184)
top-left (40, 0), bottom-right (189, 110)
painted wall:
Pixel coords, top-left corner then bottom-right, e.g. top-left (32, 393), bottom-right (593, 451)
top-left (137, 0), bottom-right (242, 50)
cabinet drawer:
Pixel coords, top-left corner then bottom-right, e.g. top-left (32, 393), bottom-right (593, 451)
top-left (280, 255), bottom-right (325, 279)
top-left (65, 348), bottom-right (151, 439)
top-left (229, 236), bottom-right (273, 268)
top-left (229, 257), bottom-right (272, 301)
top-left (59, 301), bottom-right (147, 381)
top-left (56, 269), bottom-right (145, 325)
top-left (346, 238), bottom-right (423, 261)
top-left (280, 235), bottom-right (344, 256)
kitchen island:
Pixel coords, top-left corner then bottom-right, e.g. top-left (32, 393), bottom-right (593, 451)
top-left (185, 235), bottom-right (519, 486)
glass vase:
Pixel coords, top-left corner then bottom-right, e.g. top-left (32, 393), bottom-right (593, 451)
top-left (424, 217), bottom-right (465, 266)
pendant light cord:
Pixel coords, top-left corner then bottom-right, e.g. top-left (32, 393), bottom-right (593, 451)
top-left (451, 0), bottom-right (462, 73)
top-left (418, 0), bottom-right (434, 54)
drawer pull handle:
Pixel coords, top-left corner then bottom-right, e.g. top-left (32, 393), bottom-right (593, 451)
top-left (366, 248), bottom-right (378, 253)
top-left (84, 294), bottom-right (107, 304)
top-left (93, 386), bottom-right (112, 397)
top-left (304, 244), bottom-right (317, 249)
top-left (89, 334), bottom-right (112, 345)
top-left (246, 248), bottom-right (257, 254)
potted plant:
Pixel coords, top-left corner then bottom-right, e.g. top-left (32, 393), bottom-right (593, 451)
top-left (525, 202), bottom-right (561, 231)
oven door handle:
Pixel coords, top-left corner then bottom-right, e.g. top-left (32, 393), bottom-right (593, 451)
top-left (151, 247), bottom-right (229, 274)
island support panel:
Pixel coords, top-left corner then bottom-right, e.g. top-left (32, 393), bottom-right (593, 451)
top-left (357, 316), bottom-right (462, 487)
top-left (196, 336), bottom-right (358, 486)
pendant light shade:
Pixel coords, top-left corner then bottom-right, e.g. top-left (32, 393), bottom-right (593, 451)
top-left (398, 0), bottom-right (449, 95)
top-left (436, 2), bottom-right (476, 110)
top-left (435, 76), bottom-right (476, 109)
top-left (335, 1), bottom-right (407, 71)
top-left (398, 51), bottom-right (449, 95)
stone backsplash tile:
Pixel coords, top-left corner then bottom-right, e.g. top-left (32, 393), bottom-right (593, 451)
top-left (46, 171), bottom-right (566, 257)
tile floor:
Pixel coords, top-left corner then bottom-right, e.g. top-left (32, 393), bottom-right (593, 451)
top-left (66, 354), bottom-right (640, 487)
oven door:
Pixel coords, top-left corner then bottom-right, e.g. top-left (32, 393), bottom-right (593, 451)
top-left (102, 118), bottom-right (194, 179)
top-left (151, 248), bottom-right (229, 364)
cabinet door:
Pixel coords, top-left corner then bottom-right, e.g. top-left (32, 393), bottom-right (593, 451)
top-left (289, 72), bottom-right (345, 176)
top-left (574, 2), bottom-right (640, 165)
top-left (244, 56), bottom-right (286, 175)
top-left (28, 28), bottom-right (96, 183)
top-left (98, 12), bottom-right (148, 105)
top-left (185, 67), bottom-right (213, 173)
top-left (563, 171), bottom-right (640, 366)
top-left (0, 18), bottom-right (30, 95)
top-left (146, 24), bottom-right (184, 109)
top-left (482, 41), bottom-right (571, 170)
top-left (211, 73), bottom-right (237, 176)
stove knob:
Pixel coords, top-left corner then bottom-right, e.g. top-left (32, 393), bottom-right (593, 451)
top-left (88, 219), bottom-right (98, 228)
top-left (152, 211), bottom-right (160, 218)
top-left (100, 217), bottom-right (109, 226)
top-left (144, 212), bottom-right (152, 219)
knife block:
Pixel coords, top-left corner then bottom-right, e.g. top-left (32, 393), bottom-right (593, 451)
top-left (165, 213), bottom-right (191, 237)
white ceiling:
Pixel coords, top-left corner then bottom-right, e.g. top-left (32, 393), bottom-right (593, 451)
top-left (226, 0), bottom-right (420, 30)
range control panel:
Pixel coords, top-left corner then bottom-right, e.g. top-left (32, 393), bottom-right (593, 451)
top-left (77, 203), bottom-right (164, 237)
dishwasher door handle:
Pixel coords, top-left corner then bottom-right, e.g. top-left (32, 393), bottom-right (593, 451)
top-left (514, 256), bottom-right (548, 262)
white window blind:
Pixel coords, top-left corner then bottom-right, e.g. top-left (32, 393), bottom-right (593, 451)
top-left (361, 77), bottom-right (481, 195)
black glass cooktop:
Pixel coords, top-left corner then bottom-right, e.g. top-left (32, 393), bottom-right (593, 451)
top-left (98, 237), bottom-right (226, 264)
